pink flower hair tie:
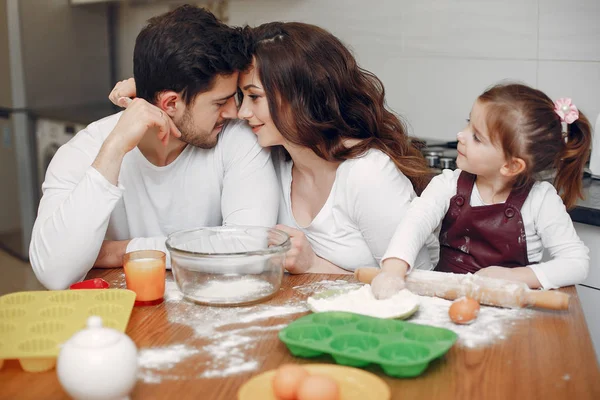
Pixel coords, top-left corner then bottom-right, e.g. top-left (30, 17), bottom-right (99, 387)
top-left (554, 98), bottom-right (579, 142)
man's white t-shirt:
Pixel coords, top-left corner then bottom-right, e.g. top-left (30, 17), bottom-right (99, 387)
top-left (30, 113), bottom-right (279, 289)
top-left (274, 148), bottom-right (438, 271)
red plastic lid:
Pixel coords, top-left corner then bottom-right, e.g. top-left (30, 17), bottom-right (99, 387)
top-left (69, 278), bottom-right (110, 290)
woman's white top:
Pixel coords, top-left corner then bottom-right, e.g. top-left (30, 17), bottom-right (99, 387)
top-left (274, 148), bottom-right (438, 272)
top-left (383, 169), bottom-right (589, 289)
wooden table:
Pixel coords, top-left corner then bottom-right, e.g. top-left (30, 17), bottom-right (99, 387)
top-left (1, 269), bottom-right (599, 399)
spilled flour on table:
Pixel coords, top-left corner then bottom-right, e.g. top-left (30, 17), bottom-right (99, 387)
top-left (137, 278), bottom-right (308, 383)
top-left (114, 272), bottom-right (126, 289)
top-left (408, 293), bottom-right (533, 348)
top-left (137, 277), bottom-right (530, 383)
top-left (138, 344), bottom-right (200, 383)
top-left (293, 279), bottom-right (362, 295)
top-left (301, 280), bottom-right (533, 349)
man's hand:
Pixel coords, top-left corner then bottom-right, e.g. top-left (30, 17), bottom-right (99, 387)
top-left (92, 98), bottom-right (181, 185)
top-left (106, 97), bottom-right (180, 153)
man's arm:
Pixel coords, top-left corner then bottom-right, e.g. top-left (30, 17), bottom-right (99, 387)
top-left (30, 100), bottom-right (179, 289)
top-left (29, 135), bottom-right (126, 289)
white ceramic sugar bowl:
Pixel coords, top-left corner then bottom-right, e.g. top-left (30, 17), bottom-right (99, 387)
top-left (57, 316), bottom-right (138, 400)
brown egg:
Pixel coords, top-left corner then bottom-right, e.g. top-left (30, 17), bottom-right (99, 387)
top-left (449, 297), bottom-right (480, 325)
top-left (272, 364), bottom-right (310, 400)
top-left (296, 375), bottom-right (340, 400)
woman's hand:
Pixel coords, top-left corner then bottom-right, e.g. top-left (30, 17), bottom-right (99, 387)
top-left (109, 78), bottom-right (137, 108)
top-left (371, 258), bottom-right (410, 300)
top-left (274, 224), bottom-right (317, 274)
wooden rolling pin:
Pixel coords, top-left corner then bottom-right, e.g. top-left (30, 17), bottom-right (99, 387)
top-left (355, 267), bottom-right (570, 310)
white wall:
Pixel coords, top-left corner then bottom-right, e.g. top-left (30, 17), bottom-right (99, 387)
top-left (115, 1), bottom-right (600, 142)
top-left (226, 0), bottom-right (600, 141)
top-left (115, 1), bottom-right (229, 81)
top-left (115, 2), bottom-right (171, 81)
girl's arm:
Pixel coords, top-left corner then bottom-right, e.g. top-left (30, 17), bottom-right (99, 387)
top-left (381, 169), bottom-right (458, 271)
top-left (476, 266), bottom-right (542, 288)
top-left (526, 183), bottom-right (589, 289)
top-left (306, 256), bottom-right (352, 274)
top-left (479, 183), bottom-right (589, 289)
top-left (347, 156), bottom-right (455, 298)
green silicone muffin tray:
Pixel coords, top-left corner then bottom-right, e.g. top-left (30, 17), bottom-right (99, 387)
top-left (0, 289), bottom-right (136, 372)
top-left (279, 311), bottom-right (458, 378)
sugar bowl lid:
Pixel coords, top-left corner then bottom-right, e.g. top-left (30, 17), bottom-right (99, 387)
top-left (66, 316), bottom-right (125, 349)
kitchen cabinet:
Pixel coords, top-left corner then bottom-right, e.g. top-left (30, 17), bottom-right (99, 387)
top-left (574, 221), bottom-right (600, 362)
top-left (575, 222), bottom-right (600, 289)
top-left (577, 285), bottom-right (600, 362)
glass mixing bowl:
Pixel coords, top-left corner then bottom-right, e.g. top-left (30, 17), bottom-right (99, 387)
top-left (166, 226), bottom-right (291, 306)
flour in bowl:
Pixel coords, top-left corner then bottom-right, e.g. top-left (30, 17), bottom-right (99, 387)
top-left (190, 278), bottom-right (274, 301)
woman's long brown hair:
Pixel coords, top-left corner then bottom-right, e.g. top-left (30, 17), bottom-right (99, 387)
top-left (478, 83), bottom-right (592, 209)
top-left (245, 22), bottom-right (430, 194)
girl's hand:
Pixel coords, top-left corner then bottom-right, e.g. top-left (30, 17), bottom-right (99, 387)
top-left (474, 266), bottom-right (513, 280)
top-left (109, 78), bottom-right (137, 108)
top-left (475, 266), bottom-right (542, 289)
top-left (371, 258), bottom-right (409, 300)
top-left (274, 224), bottom-right (317, 274)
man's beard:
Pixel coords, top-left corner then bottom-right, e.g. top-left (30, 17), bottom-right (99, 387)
top-left (176, 109), bottom-right (221, 149)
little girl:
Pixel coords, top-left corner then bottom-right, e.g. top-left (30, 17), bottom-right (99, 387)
top-left (372, 83), bottom-right (591, 299)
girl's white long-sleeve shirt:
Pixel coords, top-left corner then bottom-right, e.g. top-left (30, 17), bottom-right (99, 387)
top-left (274, 148), bottom-right (439, 271)
top-left (382, 169), bottom-right (589, 289)
top-left (29, 113), bottom-right (279, 290)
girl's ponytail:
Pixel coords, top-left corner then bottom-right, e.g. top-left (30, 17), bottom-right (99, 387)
top-left (554, 112), bottom-right (592, 209)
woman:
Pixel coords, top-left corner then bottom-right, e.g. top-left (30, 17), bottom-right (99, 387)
top-left (110, 22), bottom-right (438, 274)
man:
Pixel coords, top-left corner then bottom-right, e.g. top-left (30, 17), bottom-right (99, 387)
top-left (30, 6), bottom-right (279, 289)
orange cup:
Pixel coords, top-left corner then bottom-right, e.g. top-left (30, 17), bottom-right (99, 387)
top-left (123, 250), bottom-right (166, 306)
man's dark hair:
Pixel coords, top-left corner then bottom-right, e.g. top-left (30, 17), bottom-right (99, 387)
top-left (134, 5), bottom-right (250, 105)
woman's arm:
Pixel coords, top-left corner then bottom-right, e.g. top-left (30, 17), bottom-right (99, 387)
top-left (477, 183), bottom-right (589, 289)
top-left (274, 224), bottom-right (349, 274)
top-left (306, 256), bottom-right (352, 274)
top-left (109, 78), bottom-right (136, 106)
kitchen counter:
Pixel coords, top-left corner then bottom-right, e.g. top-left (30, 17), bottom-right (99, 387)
top-left (1, 269), bottom-right (599, 399)
top-left (570, 176), bottom-right (600, 227)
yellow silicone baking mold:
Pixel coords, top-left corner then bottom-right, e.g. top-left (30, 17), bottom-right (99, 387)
top-left (0, 289), bottom-right (135, 372)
